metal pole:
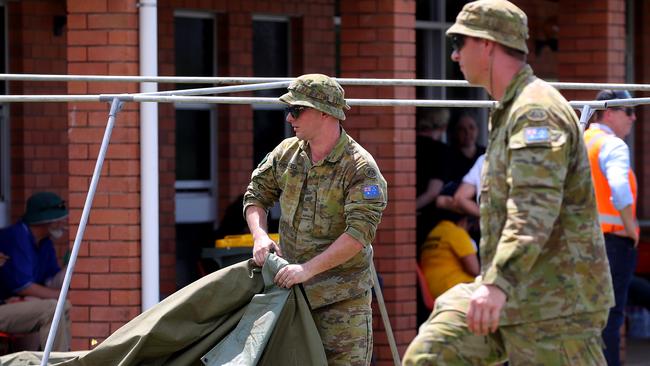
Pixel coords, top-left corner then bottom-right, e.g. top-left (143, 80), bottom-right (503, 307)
top-left (40, 97), bottom-right (124, 366)
top-left (140, 81), bottom-right (291, 97)
top-left (2, 73), bottom-right (650, 91)
top-left (579, 105), bottom-right (594, 132)
top-left (370, 260), bottom-right (401, 366)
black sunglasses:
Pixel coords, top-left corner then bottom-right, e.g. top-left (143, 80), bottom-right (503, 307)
top-left (451, 34), bottom-right (466, 52)
top-left (610, 107), bottom-right (635, 117)
top-left (285, 105), bottom-right (306, 119)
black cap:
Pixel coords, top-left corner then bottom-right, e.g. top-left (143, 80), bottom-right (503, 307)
top-left (596, 89), bottom-right (632, 101)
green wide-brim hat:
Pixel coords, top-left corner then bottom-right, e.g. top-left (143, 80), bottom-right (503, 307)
top-left (446, 0), bottom-right (529, 54)
top-left (23, 192), bottom-right (68, 225)
top-left (279, 74), bottom-right (351, 121)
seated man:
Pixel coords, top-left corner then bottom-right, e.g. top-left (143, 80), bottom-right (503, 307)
top-left (420, 208), bottom-right (479, 299)
top-left (0, 192), bottom-right (71, 351)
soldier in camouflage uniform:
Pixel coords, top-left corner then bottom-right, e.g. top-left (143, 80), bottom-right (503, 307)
top-left (403, 1), bottom-right (614, 365)
top-left (243, 73), bottom-right (387, 366)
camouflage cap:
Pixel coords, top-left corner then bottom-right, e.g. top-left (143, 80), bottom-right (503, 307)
top-left (279, 74), bottom-right (351, 121)
top-left (446, 0), bottom-right (529, 54)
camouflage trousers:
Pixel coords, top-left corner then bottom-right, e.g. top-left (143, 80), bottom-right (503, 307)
top-left (311, 290), bottom-right (372, 366)
top-left (403, 285), bottom-right (608, 366)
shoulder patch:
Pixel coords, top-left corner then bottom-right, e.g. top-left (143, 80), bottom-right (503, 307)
top-left (524, 126), bottom-right (550, 143)
top-left (525, 108), bottom-right (548, 121)
top-left (364, 167), bottom-right (377, 178)
top-left (362, 185), bottom-right (381, 199)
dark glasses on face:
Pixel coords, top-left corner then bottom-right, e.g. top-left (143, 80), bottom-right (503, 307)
top-left (285, 105), bottom-right (306, 119)
top-left (611, 107), bottom-right (635, 116)
top-left (451, 34), bottom-right (466, 52)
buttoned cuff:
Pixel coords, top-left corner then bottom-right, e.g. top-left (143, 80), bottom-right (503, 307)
top-left (480, 267), bottom-right (512, 298)
top-left (242, 201), bottom-right (266, 218)
top-left (345, 226), bottom-right (370, 247)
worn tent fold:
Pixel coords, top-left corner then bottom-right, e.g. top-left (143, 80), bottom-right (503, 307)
top-left (0, 254), bottom-right (327, 366)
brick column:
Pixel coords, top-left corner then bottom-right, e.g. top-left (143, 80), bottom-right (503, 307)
top-left (340, 1), bottom-right (417, 363)
top-left (66, 0), bottom-right (141, 350)
top-left (7, 0), bottom-right (68, 232)
top-left (558, 0), bottom-right (627, 101)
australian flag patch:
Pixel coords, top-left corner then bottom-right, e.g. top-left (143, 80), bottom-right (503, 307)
top-left (523, 126), bottom-right (550, 143)
top-left (363, 185), bottom-right (381, 199)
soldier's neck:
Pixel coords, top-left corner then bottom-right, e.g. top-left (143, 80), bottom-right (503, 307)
top-left (309, 123), bottom-right (341, 164)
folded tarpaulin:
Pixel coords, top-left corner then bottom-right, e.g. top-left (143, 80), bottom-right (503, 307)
top-left (0, 254), bottom-right (327, 366)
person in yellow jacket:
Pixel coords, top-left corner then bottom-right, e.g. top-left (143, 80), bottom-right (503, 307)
top-left (584, 89), bottom-right (638, 366)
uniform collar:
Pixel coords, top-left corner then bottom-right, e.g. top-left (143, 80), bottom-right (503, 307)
top-left (495, 64), bottom-right (534, 111)
top-left (589, 123), bottom-right (615, 135)
top-left (298, 127), bottom-right (348, 164)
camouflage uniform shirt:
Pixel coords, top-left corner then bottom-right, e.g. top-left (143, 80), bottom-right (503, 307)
top-left (243, 128), bottom-right (387, 309)
top-left (477, 65), bottom-right (614, 325)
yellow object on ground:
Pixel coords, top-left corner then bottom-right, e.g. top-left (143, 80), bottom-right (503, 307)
top-left (216, 233), bottom-right (280, 248)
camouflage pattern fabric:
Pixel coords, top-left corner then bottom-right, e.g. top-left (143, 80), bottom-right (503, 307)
top-left (312, 290), bottom-right (372, 366)
top-left (403, 282), bottom-right (608, 365)
top-left (243, 128), bottom-right (387, 309)
top-left (279, 74), bottom-right (351, 121)
top-left (446, 0), bottom-right (529, 54)
top-left (476, 65), bottom-right (613, 324)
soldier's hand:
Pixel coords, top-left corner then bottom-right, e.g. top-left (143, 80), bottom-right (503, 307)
top-left (252, 235), bottom-right (282, 266)
top-left (274, 264), bottom-right (313, 288)
top-left (466, 284), bottom-right (506, 336)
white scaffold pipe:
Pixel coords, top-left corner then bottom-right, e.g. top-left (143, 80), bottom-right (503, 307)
top-left (139, 81), bottom-right (292, 97)
top-left (0, 95), bottom-right (648, 111)
top-left (2, 73), bottom-right (650, 92)
top-left (40, 97), bottom-right (124, 366)
top-left (0, 95), bottom-right (101, 102)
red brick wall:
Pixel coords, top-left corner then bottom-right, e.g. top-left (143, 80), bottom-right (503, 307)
top-left (557, 0), bottom-right (627, 101)
top-left (517, 0), bottom-right (560, 80)
top-left (7, 0), bottom-right (68, 253)
top-left (340, 1), bottom-right (417, 363)
top-left (66, 0), bottom-right (141, 350)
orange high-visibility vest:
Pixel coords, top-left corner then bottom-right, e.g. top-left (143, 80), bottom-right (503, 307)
top-left (584, 126), bottom-right (638, 236)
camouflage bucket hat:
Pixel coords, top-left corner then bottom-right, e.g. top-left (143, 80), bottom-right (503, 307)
top-left (279, 74), bottom-right (351, 121)
top-left (446, 0), bottom-right (529, 54)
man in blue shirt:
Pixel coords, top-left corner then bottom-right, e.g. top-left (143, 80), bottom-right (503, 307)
top-left (0, 192), bottom-right (70, 351)
top-left (584, 90), bottom-right (638, 366)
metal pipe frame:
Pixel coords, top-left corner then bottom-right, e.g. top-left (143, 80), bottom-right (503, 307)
top-left (2, 73), bottom-right (650, 91)
top-left (3, 73), bottom-right (644, 365)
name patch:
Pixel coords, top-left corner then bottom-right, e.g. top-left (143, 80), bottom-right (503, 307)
top-left (363, 185), bottom-right (381, 199)
top-left (524, 127), bottom-right (550, 143)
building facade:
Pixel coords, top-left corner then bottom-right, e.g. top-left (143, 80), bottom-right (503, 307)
top-left (1, 0), bottom-right (649, 363)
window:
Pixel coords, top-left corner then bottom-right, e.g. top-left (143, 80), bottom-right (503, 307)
top-left (173, 12), bottom-right (217, 224)
top-left (252, 16), bottom-right (292, 166)
top-left (252, 15), bottom-right (292, 231)
top-left (415, 0), bottom-right (487, 142)
top-left (173, 12), bottom-right (217, 288)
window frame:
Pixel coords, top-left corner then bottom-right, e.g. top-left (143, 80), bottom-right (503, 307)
top-left (173, 10), bottom-right (218, 224)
